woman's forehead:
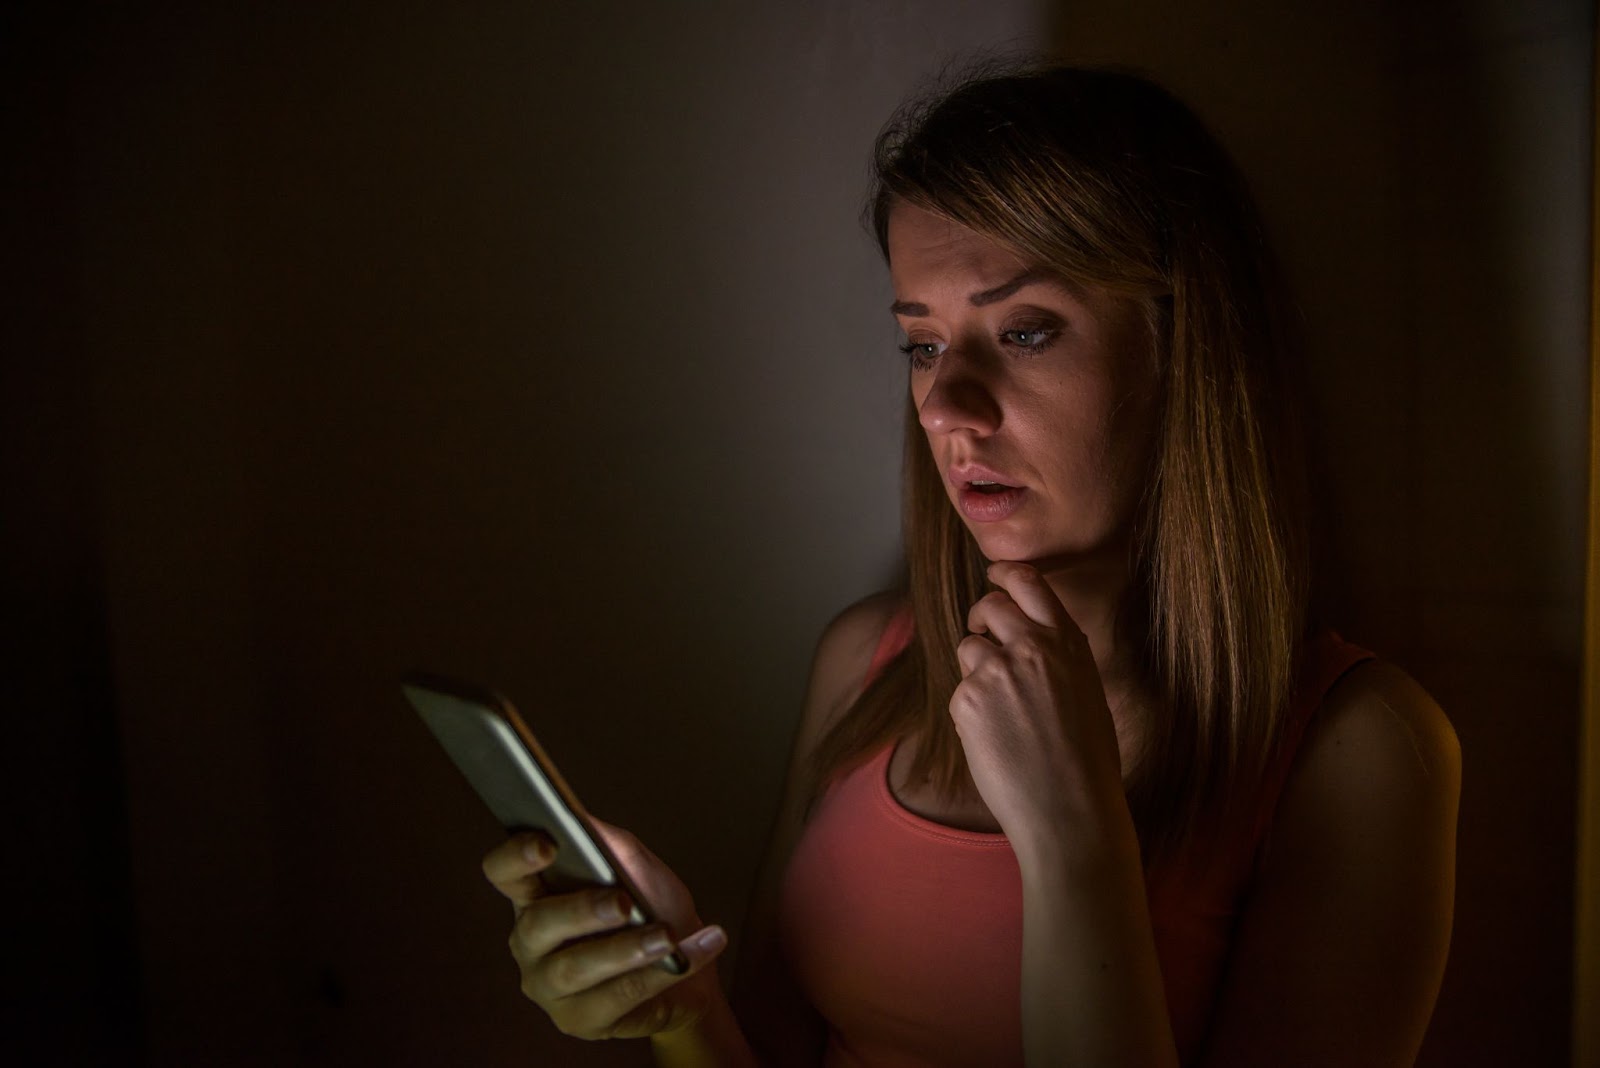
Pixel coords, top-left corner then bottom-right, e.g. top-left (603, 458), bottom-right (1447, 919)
top-left (887, 204), bottom-right (1030, 290)
top-left (886, 206), bottom-right (1113, 320)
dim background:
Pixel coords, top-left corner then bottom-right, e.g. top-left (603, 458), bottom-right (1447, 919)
top-left (3, 1), bottom-right (1590, 1065)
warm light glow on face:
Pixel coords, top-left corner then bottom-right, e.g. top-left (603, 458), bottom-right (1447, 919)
top-left (886, 202), bottom-right (1159, 568)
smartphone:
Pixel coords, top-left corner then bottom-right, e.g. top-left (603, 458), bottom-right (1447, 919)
top-left (401, 672), bottom-right (688, 974)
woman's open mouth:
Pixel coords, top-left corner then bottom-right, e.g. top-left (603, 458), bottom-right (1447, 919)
top-left (956, 480), bottom-right (1026, 522)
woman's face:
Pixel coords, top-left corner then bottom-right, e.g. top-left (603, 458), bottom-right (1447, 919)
top-left (887, 201), bottom-right (1161, 568)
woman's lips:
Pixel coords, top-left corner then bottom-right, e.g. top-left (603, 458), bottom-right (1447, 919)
top-left (949, 463), bottom-right (1026, 522)
top-left (956, 483), bottom-right (1026, 522)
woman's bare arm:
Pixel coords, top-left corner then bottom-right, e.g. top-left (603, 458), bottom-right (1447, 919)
top-left (1011, 758), bottom-right (1179, 1066)
top-left (956, 562), bottom-right (1181, 1066)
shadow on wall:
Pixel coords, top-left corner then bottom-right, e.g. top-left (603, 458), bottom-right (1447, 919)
top-left (1049, 1), bottom-right (1590, 1065)
top-left (3, 3), bottom-right (142, 1063)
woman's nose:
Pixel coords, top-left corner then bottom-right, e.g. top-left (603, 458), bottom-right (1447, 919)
top-left (916, 353), bottom-right (1002, 437)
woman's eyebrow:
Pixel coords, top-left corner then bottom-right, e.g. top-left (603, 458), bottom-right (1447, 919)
top-left (889, 267), bottom-right (1061, 317)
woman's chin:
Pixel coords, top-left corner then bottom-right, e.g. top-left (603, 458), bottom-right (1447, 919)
top-left (969, 532), bottom-right (1064, 567)
top-left (970, 533), bottom-right (1115, 574)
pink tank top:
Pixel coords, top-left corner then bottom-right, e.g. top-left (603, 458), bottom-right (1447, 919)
top-left (777, 608), bottom-right (1376, 1067)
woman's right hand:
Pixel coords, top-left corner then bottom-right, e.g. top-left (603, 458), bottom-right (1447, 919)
top-left (481, 818), bottom-right (730, 1041)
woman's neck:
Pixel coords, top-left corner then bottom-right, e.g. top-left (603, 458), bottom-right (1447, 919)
top-left (1031, 549), bottom-right (1152, 769)
top-left (1032, 552), bottom-right (1139, 680)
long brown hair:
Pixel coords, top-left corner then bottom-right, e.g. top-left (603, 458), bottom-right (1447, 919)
top-left (802, 62), bottom-right (1313, 862)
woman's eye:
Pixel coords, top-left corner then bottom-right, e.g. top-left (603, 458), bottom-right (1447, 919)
top-left (896, 325), bottom-right (1055, 371)
top-left (897, 340), bottom-right (943, 371)
top-left (1001, 326), bottom-right (1058, 350)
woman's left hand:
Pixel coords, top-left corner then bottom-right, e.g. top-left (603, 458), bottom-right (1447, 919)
top-left (951, 561), bottom-right (1128, 851)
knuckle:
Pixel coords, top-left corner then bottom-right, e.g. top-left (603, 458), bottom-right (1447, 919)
top-left (561, 1007), bottom-right (607, 1042)
top-left (615, 997), bottom-right (669, 1038)
top-left (509, 906), bottom-right (544, 954)
top-left (508, 924), bottom-right (546, 968)
top-left (544, 951), bottom-right (581, 995)
top-left (548, 891), bottom-right (588, 931)
top-left (613, 969), bottom-right (652, 1007)
top-left (561, 1019), bottom-right (597, 1041)
top-left (482, 849), bottom-right (514, 886)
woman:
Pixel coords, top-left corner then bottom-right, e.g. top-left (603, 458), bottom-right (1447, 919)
top-left (481, 63), bottom-right (1460, 1067)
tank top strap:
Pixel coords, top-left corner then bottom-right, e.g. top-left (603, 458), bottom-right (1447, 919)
top-left (1248, 628), bottom-right (1379, 858)
top-left (863, 602), bottom-right (915, 688)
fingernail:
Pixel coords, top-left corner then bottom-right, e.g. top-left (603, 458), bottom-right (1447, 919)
top-left (641, 928), bottom-right (671, 956)
top-left (521, 838), bottom-right (550, 864)
top-left (597, 892), bottom-right (628, 924)
top-left (686, 925), bottom-right (726, 954)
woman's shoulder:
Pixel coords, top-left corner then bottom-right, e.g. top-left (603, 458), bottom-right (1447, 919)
top-left (810, 590), bottom-right (907, 692)
top-left (788, 590), bottom-right (908, 771)
top-left (824, 588), bottom-right (907, 634)
top-left (1290, 656), bottom-right (1461, 826)
top-left (1207, 661), bottom-right (1460, 1062)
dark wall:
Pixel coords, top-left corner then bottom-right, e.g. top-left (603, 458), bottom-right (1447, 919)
top-left (8, 3), bottom-right (1037, 1066)
top-left (2, 4), bottom-right (141, 1064)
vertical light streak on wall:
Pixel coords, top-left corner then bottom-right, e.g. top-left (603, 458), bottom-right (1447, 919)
top-left (1578, 15), bottom-right (1600, 1067)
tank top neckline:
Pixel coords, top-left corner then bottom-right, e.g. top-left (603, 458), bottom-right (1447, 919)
top-left (863, 624), bottom-right (1362, 847)
top-left (875, 739), bottom-right (1013, 846)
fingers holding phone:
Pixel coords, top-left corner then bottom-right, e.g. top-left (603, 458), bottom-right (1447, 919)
top-left (511, 881), bottom-right (728, 1040)
top-left (481, 831), bottom-right (558, 909)
top-left (480, 830), bottom-right (730, 1040)
top-left (406, 674), bottom-right (729, 1041)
